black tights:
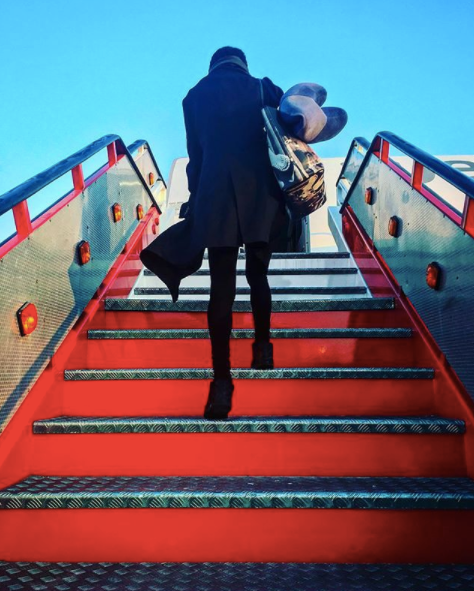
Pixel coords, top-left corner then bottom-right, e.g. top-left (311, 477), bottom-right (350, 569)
top-left (207, 242), bottom-right (272, 379)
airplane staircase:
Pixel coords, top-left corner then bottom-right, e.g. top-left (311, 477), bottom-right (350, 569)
top-left (0, 133), bottom-right (474, 589)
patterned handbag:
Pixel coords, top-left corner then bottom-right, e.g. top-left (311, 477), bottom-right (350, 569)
top-left (259, 81), bottom-right (326, 219)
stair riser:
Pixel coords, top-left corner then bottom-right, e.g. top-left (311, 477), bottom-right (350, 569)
top-left (28, 433), bottom-right (464, 477)
top-left (89, 309), bottom-right (411, 330)
top-left (66, 339), bottom-right (428, 370)
top-left (138, 274), bottom-right (364, 289)
top-left (1, 509), bottom-right (474, 562)
top-left (59, 378), bottom-right (435, 417)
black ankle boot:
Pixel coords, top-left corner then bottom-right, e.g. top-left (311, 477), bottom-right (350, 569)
top-left (251, 341), bottom-right (274, 370)
top-left (204, 378), bottom-right (234, 420)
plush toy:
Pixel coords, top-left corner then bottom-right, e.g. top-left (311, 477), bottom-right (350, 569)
top-left (278, 83), bottom-right (348, 144)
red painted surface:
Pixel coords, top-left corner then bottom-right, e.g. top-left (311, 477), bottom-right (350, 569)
top-left (87, 309), bottom-right (412, 330)
top-left (411, 161), bottom-right (424, 191)
top-left (107, 142), bottom-right (118, 166)
top-left (12, 200), bottom-right (32, 237)
top-left (463, 196), bottom-right (474, 238)
top-left (72, 164), bottom-right (85, 191)
top-left (342, 204), bottom-right (474, 475)
top-left (1, 139), bottom-right (473, 564)
top-left (1, 509), bottom-right (474, 563)
top-left (56, 376), bottom-right (435, 418)
top-left (66, 336), bottom-right (431, 369)
top-left (28, 431), bottom-right (465, 477)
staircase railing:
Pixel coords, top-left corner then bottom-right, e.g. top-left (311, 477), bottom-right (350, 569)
top-left (338, 131), bottom-right (474, 404)
top-left (339, 131), bottom-right (474, 233)
top-left (0, 135), bottom-right (164, 248)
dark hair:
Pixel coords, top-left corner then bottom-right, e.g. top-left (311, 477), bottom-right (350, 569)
top-left (209, 46), bottom-right (248, 69)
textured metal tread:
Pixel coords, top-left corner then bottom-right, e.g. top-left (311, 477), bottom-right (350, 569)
top-left (1, 562), bottom-right (474, 591)
top-left (134, 286), bottom-right (368, 296)
top-left (64, 367), bottom-right (434, 381)
top-left (88, 327), bottom-right (413, 340)
top-left (104, 298), bottom-right (395, 312)
top-left (204, 251), bottom-right (351, 259)
top-left (1, 475), bottom-right (474, 510)
top-left (143, 267), bottom-right (358, 276)
top-left (33, 415), bottom-right (463, 435)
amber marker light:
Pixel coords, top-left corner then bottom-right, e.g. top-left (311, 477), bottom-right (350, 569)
top-left (137, 204), bottom-right (144, 220)
top-left (113, 203), bottom-right (122, 222)
top-left (17, 302), bottom-right (38, 336)
top-left (78, 240), bottom-right (91, 265)
top-left (388, 216), bottom-right (399, 237)
top-left (426, 262), bottom-right (441, 290)
top-left (149, 172), bottom-right (155, 186)
top-left (365, 187), bottom-right (373, 204)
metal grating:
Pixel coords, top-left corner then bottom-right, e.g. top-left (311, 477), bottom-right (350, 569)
top-left (32, 415), bottom-right (464, 435)
top-left (1, 562), bottom-right (474, 591)
top-left (1, 475), bottom-right (474, 510)
top-left (0, 158), bottom-right (154, 431)
top-left (348, 156), bottom-right (474, 401)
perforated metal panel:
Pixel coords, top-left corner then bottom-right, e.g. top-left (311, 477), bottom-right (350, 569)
top-left (348, 158), bottom-right (474, 400)
top-left (0, 157), bottom-right (154, 431)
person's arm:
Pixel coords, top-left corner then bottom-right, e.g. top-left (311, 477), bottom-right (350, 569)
top-left (182, 95), bottom-right (202, 215)
top-left (261, 77), bottom-right (284, 108)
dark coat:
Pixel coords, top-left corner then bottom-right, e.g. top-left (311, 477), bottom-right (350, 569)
top-left (140, 63), bottom-right (287, 300)
top-left (183, 63), bottom-right (287, 247)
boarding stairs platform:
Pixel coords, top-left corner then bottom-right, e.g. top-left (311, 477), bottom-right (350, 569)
top-left (1, 133), bottom-right (474, 589)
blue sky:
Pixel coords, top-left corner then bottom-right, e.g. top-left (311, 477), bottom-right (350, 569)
top-left (0, 0), bottom-right (473, 225)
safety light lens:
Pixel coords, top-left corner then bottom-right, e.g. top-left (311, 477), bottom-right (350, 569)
top-left (149, 172), bottom-right (155, 186)
top-left (113, 203), bottom-right (122, 222)
top-left (426, 262), bottom-right (441, 290)
top-left (137, 204), bottom-right (144, 220)
top-left (152, 224), bottom-right (157, 235)
top-left (388, 216), bottom-right (399, 237)
top-left (78, 240), bottom-right (91, 265)
top-left (365, 187), bottom-right (373, 204)
top-left (17, 302), bottom-right (38, 336)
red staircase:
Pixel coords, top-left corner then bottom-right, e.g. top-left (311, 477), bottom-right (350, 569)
top-left (1, 133), bottom-right (474, 587)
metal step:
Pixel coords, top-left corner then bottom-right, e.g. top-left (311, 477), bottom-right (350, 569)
top-left (64, 367), bottom-right (434, 381)
top-left (1, 561), bottom-right (474, 591)
top-left (1, 475), bottom-right (473, 510)
top-left (104, 297), bottom-right (395, 312)
top-left (87, 327), bottom-right (413, 340)
top-left (143, 267), bottom-right (359, 276)
top-left (134, 286), bottom-right (368, 296)
top-left (206, 252), bottom-right (351, 259)
top-left (32, 415), bottom-right (464, 435)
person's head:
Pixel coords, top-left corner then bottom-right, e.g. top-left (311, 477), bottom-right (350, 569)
top-left (209, 47), bottom-right (248, 71)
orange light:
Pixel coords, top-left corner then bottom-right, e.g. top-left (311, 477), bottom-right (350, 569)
top-left (365, 187), bottom-right (373, 204)
top-left (136, 204), bottom-right (144, 220)
top-left (17, 302), bottom-right (38, 336)
top-left (388, 216), bottom-right (399, 237)
top-left (154, 216), bottom-right (159, 225)
top-left (78, 240), bottom-right (91, 265)
top-left (113, 203), bottom-right (122, 222)
top-left (149, 172), bottom-right (155, 186)
top-left (426, 262), bottom-right (441, 290)
top-left (152, 224), bottom-right (157, 234)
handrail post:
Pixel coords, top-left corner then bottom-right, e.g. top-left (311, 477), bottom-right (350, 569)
top-left (72, 164), bottom-right (85, 192)
top-left (107, 142), bottom-right (118, 167)
top-left (12, 200), bottom-right (32, 237)
top-left (462, 196), bottom-right (474, 237)
top-left (381, 140), bottom-right (390, 164)
top-left (411, 161), bottom-right (424, 191)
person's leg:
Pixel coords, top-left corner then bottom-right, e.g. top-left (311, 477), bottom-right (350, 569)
top-left (245, 242), bottom-right (274, 368)
top-left (207, 246), bottom-right (239, 378)
top-left (205, 246), bottom-right (239, 419)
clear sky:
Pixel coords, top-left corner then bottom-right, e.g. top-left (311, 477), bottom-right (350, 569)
top-left (0, 0), bottom-right (473, 209)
